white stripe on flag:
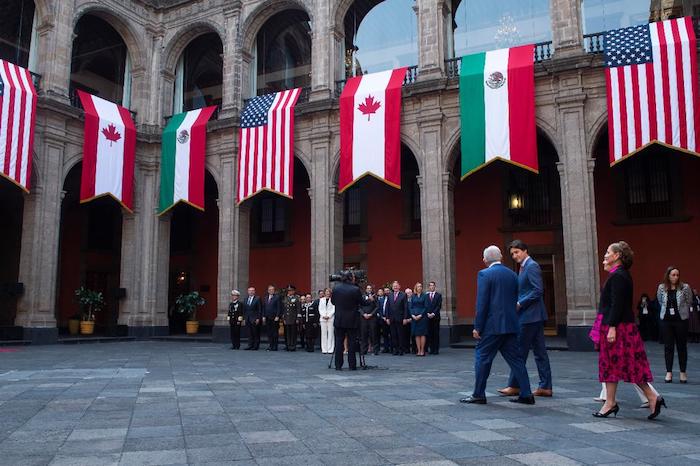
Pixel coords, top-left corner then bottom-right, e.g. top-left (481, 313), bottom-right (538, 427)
top-left (623, 66), bottom-right (636, 150)
top-left (174, 109), bottom-right (200, 203)
top-left (483, 48), bottom-right (511, 161)
top-left (283, 89), bottom-right (298, 195)
top-left (638, 65), bottom-right (650, 145)
top-left (248, 128), bottom-right (256, 196)
top-left (662, 21), bottom-right (680, 147)
top-left (678, 18), bottom-right (695, 150)
top-left (239, 129), bottom-right (247, 201)
top-left (650, 24), bottom-right (666, 141)
top-left (352, 70), bottom-right (393, 180)
top-left (610, 67), bottom-right (623, 160)
top-left (92, 97), bottom-right (126, 199)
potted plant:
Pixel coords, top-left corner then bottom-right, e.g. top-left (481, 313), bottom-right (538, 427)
top-left (67, 312), bottom-right (81, 336)
top-left (175, 291), bottom-right (205, 334)
top-left (75, 286), bottom-right (104, 335)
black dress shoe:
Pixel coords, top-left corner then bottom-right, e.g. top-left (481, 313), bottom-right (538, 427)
top-left (335, 367), bottom-right (342, 371)
top-left (244, 347), bottom-right (252, 350)
top-left (593, 404), bottom-right (619, 417)
top-left (374, 351), bottom-right (380, 356)
top-left (510, 395), bottom-right (536, 405)
top-left (460, 395), bottom-right (487, 404)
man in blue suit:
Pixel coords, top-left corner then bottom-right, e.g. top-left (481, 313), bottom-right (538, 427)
top-left (498, 240), bottom-right (553, 397)
top-left (460, 245), bottom-right (534, 405)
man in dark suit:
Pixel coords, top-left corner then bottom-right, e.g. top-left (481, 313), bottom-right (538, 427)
top-left (243, 287), bottom-right (262, 350)
top-left (499, 240), bottom-right (553, 397)
top-left (426, 281), bottom-right (442, 355)
top-left (360, 285), bottom-right (378, 355)
top-left (461, 245), bottom-right (534, 405)
top-left (387, 281), bottom-right (408, 355)
top-left (331, 272), bottom-right (363, 370)
top-left (262, 285), bottom-right (281, 351)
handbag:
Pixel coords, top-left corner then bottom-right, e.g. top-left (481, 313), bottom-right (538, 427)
top-left (589, 313), bottom-right (603, 345)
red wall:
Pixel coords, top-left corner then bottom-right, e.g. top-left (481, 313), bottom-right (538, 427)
top-left (594, 151), bottom-right (700, 299)
top-left (249, 177), bottom-right (311, 294)
top-left (343, 177), bottom-right (422, 289)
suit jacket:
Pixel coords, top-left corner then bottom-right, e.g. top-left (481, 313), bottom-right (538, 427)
top-left (243, 295), bottom-right (262, 323)
top-left (377, 295), bottom-right (390, 320)
top-left (387, 290), bottom-right (408, 322)
top-left (331, 282), bottom-right (362, 329)
top-left (599, 266), bottom-right (634, 326)
top-left (474, 263), bottom-right (519, 336)
top-left (361, 293), bottom-right (378, 318)
top-left (318, 297), bottom-right (335, 320)
top-left (426, 292), bottom-right (442, 319)
top-left (228, 301), bottom-right (244, 326)
top-left (262, 294), bottom-right (281, 319)
top-left (517, 258), bottom-right (547, 324)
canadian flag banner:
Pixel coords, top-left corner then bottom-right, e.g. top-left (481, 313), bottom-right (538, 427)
top-left (78, 90), bottom-right (136, 211)
top-left (339, 67), bottom-right (407, 192)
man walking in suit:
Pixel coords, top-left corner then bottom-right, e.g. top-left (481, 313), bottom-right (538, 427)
top-left (461, 245), bottom-right (534, 405)
top-left (244, 287), bottom-right (262, 350)
top-left (387, 281), bottom-right (408, 355)
top-left (426, 281), bottom-right (442, 355)
top-left (498, 240), bottom-right (553, 397)
top-left (331, 273), bottom-right (363, 370)
top-left (262, 285), bottom-right (281, 351)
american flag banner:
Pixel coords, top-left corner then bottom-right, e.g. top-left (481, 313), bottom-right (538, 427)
top-left (237, 88), bottom-right (301, 203)
top-left (605, 17), bottom-right (699, 164)
top-left (0, 59), bottom-right (37, 191)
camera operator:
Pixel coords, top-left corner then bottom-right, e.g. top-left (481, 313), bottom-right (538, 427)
top-left (360, 285), bottom-right (379, 356)
top-left (331, 271), bottom-right (363, 370)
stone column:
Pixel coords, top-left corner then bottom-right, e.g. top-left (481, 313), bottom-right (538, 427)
top-left (143, 22), bottom-right (165, 130)
top-left (416, 0), bottom-right (447, 80)
top-left (309, 2), bottom-right (332, 101)
top-left (417, 109), bottom-right (456, 345)
top-left (309, 131), bottom-right (337, 291)
top-left (555, 88), bottom-right (600, 351)
top-left (220, 2), bottom-right (243, 119)
top-left (14, 124), bottom-right (67, 343)
top-left (35, 1), bottom-right (74, 101)
top-left (550, 0), bottom-right (584, 56)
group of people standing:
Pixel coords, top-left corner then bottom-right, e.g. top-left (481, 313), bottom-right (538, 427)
top-left (227, 281), bottom-right (444, 359)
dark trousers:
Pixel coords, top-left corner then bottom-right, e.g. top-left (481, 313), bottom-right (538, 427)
top-left (380, 319), bottom-right (392, 352)
top-left (297, 323), bottom-right (305, 348)
top-left (334, 326), bottom-right (358, 369)
top-left (229, 324), bottom-right (241, 349)
top-left (403, 323), bottom-right (412, 353)
top-left (661, 319), bottom-right (688, 372)
top-left (507, 321), bottom-right (552, 389)
top-left (473, 333), bottom-right (532, 398)
top-left (305, 324), bottom-right (318, 352)
top-left (390, 321), bottom-right (404, 354)
top-left (360, 317), bottom-right (377, 354)
top-left (246, 322), bottom-right (261, 349)
top-left (285, 323), bottom-right (297, 350)
top-left (265, 319), bottom-right (279, 350)
top-left (427, 317), bottom-right (440, 354)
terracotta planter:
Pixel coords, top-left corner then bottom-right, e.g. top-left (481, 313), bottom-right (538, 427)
top-left (185, 320), bottom-right (199, 334)
top-left (68, 319), bottom-right (80, 335)
top-left (80, 321), bottom-right (95, 335)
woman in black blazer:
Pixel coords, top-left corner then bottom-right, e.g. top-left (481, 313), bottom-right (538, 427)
top-left (594, 241), bottom-right (665, 420)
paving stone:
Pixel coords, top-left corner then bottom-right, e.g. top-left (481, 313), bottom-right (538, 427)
top-left (556, 447), bottom-right (633, 465)
top-left (118, 449), bottom-right (187, 465)
top-left (239, 430), bottom-right (297, 444)
top-left (507, 451), bottom-right (584, 465)
top-left (450, 430), bottom-right (512, 442)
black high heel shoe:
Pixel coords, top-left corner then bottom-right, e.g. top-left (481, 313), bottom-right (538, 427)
top-left (648, 397), bottom-right (666, 420)
top-left (593, 404), bottom-right (619, 418)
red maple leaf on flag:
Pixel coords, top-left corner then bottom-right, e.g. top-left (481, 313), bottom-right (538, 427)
top-left (101, 124), bottom-right (121, 146)
top-left (358, 95), bottom-right (381, 121)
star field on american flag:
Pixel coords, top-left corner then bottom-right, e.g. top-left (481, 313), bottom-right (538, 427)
top-left (240, 93), bottom-right (276, 128)
top-left (604, 24), bottom-right (653, 67)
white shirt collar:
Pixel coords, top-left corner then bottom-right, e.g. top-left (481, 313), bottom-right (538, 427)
top-left (488, 261), bottom-right (501, 268)
top-left (522, 256), bottom-right (531, 267)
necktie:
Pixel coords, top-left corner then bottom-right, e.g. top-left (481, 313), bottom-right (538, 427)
top-left (430, 293), bottom-right (434, 301)
top-left (248, 297), bottom-right (252, 305)
top-left (394, 292), bottom-right (398, 300)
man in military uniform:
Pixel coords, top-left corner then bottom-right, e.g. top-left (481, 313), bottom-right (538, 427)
top-left (228, 290), bottom-right (244, 349)
top-left (282, 284), bottom-right (302, 351)
top-left (303, 293), bottom-right (320, 352)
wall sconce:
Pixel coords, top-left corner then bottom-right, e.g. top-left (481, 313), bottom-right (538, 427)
top-left (176, 271), bottom-right (187, 285)
top-left (508, 191), bottom-right (525, 211)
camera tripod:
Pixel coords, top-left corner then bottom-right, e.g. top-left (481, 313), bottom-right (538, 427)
top-left (327, 333), bottom-right (379, 370)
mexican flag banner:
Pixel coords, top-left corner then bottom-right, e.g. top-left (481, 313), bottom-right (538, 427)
top-left (459, 45), bottom-right (538, 178)
top-left (159, 106), bottom-right (216, 214)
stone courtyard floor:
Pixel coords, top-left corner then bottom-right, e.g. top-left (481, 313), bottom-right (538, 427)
top-left (0, 342), bottom-right (699, 466)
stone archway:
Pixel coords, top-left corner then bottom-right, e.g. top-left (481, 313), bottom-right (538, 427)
top-left (0, 178), bottom-right (25, 337)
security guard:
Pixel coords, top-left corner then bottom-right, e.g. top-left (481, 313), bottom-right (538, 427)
top-left (282, 284), bottom-right (302, 351)
top-left (303, 293), bottom-right (320, 352)
top-left (228, 290), bottom-right (244, 349)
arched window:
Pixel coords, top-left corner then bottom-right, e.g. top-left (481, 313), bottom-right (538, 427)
top-left (451, 0), bottom-right (551, 58)
top-left (173, 33), bottom-right (223, 114)
top-left (344, 0), bottom-right (418, 78)
top-left (0, 0), bottom-right (37, 70)
top-left (70, 14), bottom-right (130, 106)
top-left (254, 10), bottom-right (311, 96)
